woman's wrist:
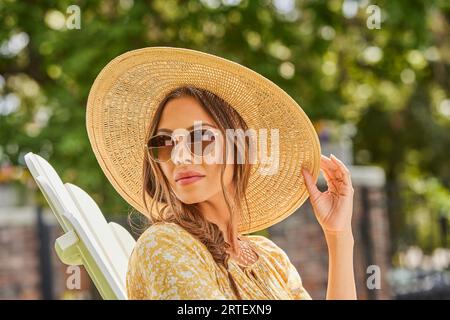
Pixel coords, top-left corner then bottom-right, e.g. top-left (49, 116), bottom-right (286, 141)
top-left (324, 228), bottom-right (354, 247)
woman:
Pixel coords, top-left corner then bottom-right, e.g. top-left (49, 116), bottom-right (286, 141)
top-left (86, 47), bottom-right (356, 300)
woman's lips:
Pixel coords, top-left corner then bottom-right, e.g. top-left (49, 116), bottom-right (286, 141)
top-left (176, 175), bottom-right (205, 186)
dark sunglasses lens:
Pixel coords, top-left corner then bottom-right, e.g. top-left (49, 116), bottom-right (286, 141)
top-left (189, 129), bottom-right (216, 156)
top-left (147, 135), bottom-right (173, 162)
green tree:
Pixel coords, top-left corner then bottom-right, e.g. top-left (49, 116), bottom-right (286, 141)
top-left (1, 0), bottom-right (449, 253)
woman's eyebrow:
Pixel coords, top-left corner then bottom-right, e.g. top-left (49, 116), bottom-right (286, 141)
top-left (156, 123), bottom-right (217, 134)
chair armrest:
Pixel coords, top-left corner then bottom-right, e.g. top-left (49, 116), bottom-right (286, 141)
top-left (55, 229), bottom-right (82, 266)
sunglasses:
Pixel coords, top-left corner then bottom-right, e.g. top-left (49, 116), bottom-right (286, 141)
top-left (145, 128), bottom-right (219, 163)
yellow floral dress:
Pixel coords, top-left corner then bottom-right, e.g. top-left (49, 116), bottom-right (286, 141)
top-left (126, 221), bottom-right (312, 300)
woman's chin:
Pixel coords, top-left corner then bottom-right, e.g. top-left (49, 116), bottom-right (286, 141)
top-left (176, 192), bottom-right (209, 204)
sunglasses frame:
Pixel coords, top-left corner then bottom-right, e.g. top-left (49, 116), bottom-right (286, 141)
top-left (144, 127), bottom-right (221, 163)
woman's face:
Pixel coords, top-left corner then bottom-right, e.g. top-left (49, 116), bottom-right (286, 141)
top-left (155, 96), bottom-right (234, 204)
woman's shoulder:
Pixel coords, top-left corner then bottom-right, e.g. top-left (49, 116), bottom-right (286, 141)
top-left (244, 234), bottom-right (306, 290)
top-left (126, 221), bottom-right (220, 299)
top-left (135, 222), bottom-right (198, 250)
top-left (245, 234), bottom-right (281, 251)
top-left (131, 221), bottom-right (209, 263)
top-left (244, 234), bottom-right (291, 262)
top-left (138, 221), bottom-right (187, 240)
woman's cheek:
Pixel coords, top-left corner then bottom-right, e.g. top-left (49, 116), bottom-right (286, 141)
top-left (202, 166), bottom-right (219, 189)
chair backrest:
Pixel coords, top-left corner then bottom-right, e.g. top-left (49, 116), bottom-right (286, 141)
top-left (109, 222), bottom-right (136, 259)
top-left (24, 152), bottom-right (135, 300)
top-left (24, 153), bottom-right (77, 232)
top-left (65, 183), bottom-right (135, 288)
top-left (33, 175), bottom-right (126, 299)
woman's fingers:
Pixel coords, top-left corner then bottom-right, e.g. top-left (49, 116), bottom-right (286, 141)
top-left (301, 167), bottom-right (321, 203)
top-left (321, 154), bottom-right (354, 196)
top-left (321, 155), bottom-right (345, 187)
top-left (330, 154), bottom-right (352, 187)
top-left (305, 154), bottom-right (353, 202)
top-left (322, 155), bottom-right (347, 183)
top-left (321, 155), bottom-right (343, 177)
top-left (320, 156), bottom-right (339, 191)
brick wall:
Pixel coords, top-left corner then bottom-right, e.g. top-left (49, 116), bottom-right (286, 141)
top-left (0, 224), bottom-right (41, 299)
top-left (0, 208), bottom-right (95, 299)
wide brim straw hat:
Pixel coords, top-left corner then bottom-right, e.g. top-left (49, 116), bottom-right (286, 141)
top-left (86, 46), bottom-right (320, 234)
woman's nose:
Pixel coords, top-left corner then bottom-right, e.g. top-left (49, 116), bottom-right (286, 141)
top-left (172, 136), bottom-right (193, 165)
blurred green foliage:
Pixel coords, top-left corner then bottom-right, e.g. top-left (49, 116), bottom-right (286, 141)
top-left (0, 0), bottom-right (449, 253)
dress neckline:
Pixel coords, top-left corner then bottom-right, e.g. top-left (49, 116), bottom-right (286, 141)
top-left (229, 235), bottom-right (261, 269)
top-left (168, 222), bottom-right (261, 269)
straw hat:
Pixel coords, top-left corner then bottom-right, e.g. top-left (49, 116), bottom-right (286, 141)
top-left (86, 47), bottom-right (320, 234)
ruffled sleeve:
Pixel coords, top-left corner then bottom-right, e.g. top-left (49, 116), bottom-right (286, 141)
top-left (285, 258), bottom-right (312, 300)
top-left (126, 222), bottom-right (226, 300)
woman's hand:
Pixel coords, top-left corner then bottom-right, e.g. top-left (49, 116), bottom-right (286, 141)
top-left (302, 154), bottom-right (357, 299)
top-left (301, 154), bottom-right (354, 235)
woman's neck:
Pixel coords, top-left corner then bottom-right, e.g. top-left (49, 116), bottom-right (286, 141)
top-left (197, 190), bottom-right (240, 252)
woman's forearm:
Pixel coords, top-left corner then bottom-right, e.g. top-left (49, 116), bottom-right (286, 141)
top-left (301, 155), bottom-right (356, 299)
top-left (324, 230), bottom-right (357, 300)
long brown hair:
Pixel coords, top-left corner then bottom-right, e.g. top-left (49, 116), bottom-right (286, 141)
top-left (131, 86), bottom-right (253, 299)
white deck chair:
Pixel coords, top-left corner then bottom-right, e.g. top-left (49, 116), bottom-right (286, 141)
top-left (24, 152), bottom-right (136, 300)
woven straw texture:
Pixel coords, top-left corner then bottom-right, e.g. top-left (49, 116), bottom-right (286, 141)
top-left (86, 47), bottom-right (321, 234)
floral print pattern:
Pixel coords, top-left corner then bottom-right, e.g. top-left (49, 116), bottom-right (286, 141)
top-left (126, 222), bottom-right (312, 300)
